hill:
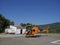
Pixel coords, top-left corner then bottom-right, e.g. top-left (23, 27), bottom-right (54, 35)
top-left (37, 22), bottom-right (60, 33)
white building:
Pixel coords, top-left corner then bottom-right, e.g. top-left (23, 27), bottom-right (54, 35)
top-left (5, 25), bottom-right (26, 34)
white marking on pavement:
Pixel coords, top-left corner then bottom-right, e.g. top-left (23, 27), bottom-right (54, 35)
top-left (51, 40), bottom-right (60, 44)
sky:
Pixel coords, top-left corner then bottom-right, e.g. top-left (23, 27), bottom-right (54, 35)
top-left (0, 0), bottom-right (60, 25)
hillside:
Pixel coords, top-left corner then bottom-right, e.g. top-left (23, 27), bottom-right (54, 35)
top-left (37, 22), bottom-right (60, 33)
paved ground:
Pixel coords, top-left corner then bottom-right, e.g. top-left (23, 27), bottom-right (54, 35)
top-left (0, 34), bottom-right (60, 45)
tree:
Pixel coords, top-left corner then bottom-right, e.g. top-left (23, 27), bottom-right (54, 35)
top-left (0, 14), bottom-right (14, 33)
top-left (20, 23), bottom-right (26, 27)
top-left (20, 23), bottom-right (32, 27)
top-left (26, 23), bottom-right (32, 26)
top-left (9, 21), bottom-right (14, 25)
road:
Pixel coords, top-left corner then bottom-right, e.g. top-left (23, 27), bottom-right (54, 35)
top-left (0, 34), bottom-right (60, 45)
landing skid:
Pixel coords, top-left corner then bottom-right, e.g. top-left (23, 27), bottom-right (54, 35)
top-left (25, 35), bottom-right (40, 38)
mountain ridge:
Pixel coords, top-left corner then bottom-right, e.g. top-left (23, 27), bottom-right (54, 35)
top-left (37, 22), bottom-right (60, 33)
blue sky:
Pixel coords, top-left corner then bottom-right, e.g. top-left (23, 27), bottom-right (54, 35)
top-left (0, 0), bottom-right (60, 25)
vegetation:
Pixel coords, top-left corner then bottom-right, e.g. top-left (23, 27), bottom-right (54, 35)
top-left (20, 23), bottom-right (32, 27)
top-left (0, 14), bottom-right (14, 33)
top-left (37, 22), bottom-right (60, 33)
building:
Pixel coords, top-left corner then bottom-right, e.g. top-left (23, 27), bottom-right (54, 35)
top-left (5, 25), bottom-right (26, 34)
top-left (15, 26), bottom-right (26, 34)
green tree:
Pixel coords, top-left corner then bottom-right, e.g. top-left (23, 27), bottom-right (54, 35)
top-left (26, 23), bottom-right (32, 26)
top-left (20, 23), bottom-right (32, 27)
top-left (20, 23), bottom-right (26, 27)
top-left (0, 14), bottom-right (14, 33)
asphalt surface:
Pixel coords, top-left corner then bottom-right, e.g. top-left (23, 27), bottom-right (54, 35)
top-left (0, 34), bottom-right (60, 45)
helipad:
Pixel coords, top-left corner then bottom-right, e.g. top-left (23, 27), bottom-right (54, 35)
top-left (51, 40), bottom-right (60, 44)
top-left (0, 34), bottom-right (60, 45)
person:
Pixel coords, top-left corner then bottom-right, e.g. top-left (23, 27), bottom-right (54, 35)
top-left (20, 29), bottom-right (22, 34)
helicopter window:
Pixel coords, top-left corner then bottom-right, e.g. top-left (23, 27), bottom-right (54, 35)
top-left (26, 27), bottom-right (31, 31)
